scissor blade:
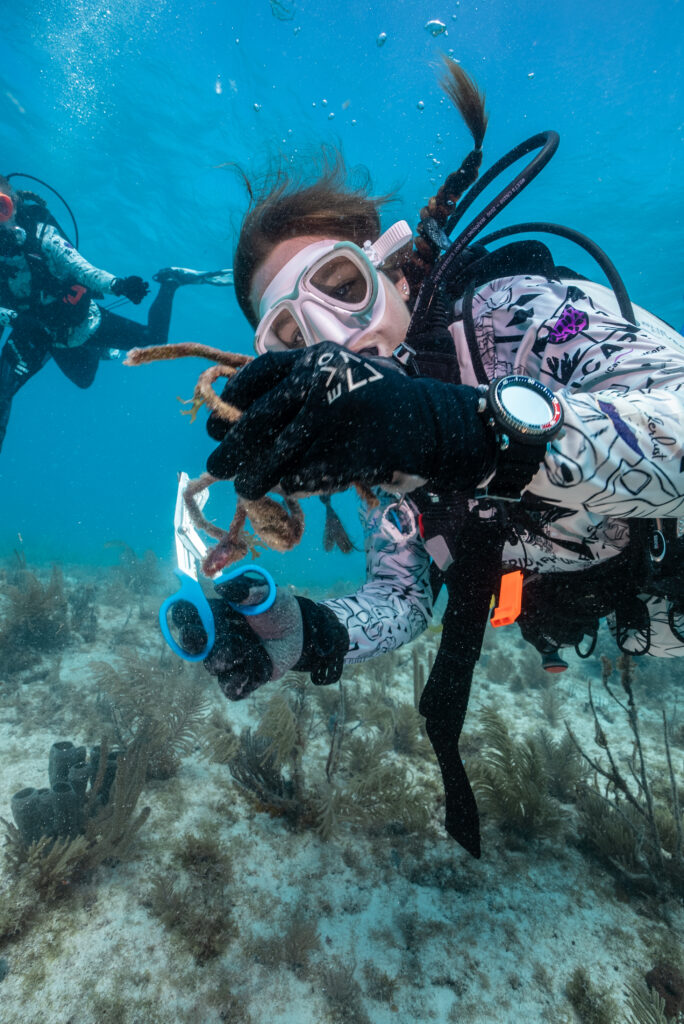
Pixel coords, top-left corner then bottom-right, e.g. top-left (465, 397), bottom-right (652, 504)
top-left (174, 471), bottom-right (209, 580)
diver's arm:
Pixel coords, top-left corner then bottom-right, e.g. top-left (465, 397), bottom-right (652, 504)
top-left (524, 385), bottom-right (684, 517)
top-left (463, 274), bottom-right (684, 518)
top-left (322, 492), bottom-right (433, 663)
top-left (39, 223), bottom-right (117, 295)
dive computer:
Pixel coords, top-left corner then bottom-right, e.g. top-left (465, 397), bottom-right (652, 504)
top-left (476, 375), bottom-right (564, 499)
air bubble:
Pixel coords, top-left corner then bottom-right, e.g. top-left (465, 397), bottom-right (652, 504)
top-left (424, 19), bottom-right (447, 36)
top-left (253, 102), bottom-right (261, 112)
top-left (417, 100), bottom-right (425, 111)
top-left (527, 71), bottom-right (535, 79)
top-left (377, 31), bottom-right (387, 47)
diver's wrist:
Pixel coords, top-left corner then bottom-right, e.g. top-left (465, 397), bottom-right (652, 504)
top-left (293, 598), bottom-right (348, 685)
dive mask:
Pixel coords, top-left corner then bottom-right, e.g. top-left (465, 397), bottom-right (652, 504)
top-left (254, 220), bottom-right (412, 354)
top-left (0, 193), bottom-right (15, 224)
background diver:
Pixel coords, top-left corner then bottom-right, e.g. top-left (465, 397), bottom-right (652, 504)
top-left (0, 172), bottom-right (232, 453)
top-left (169, 62), bottom-right (684, 858)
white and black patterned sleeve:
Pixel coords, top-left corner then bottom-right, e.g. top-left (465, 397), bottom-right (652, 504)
top-left (323, 493), bottom-right (433, 663)
top-left (39, 224), bottom-right (117, 296)
top-left (461, 276), bottom-right (684, 519)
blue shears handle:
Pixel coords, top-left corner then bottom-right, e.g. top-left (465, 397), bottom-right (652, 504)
top-left (159, 565), bottom-right (277, 662)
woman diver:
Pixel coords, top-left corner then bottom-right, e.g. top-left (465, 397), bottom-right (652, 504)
top-left (173, 61), bottom-right (684, 856)
top-left (0, 172), bottom-right (232, 453)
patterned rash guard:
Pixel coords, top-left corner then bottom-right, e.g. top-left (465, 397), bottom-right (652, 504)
top-left (0, 223), bottom-right (117, 346)
top-left (324, 275), bottom-right (684, 661)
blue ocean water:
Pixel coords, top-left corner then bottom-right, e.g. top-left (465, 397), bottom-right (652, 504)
top-left (0, 0), bottom-right (683, 589)
top-left (2, 7), bottom-right (684, 1022)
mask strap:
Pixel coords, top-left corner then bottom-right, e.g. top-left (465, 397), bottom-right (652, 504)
top-left (362, 220), bottom-right (413, 267)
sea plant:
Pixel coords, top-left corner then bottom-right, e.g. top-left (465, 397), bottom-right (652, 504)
top-left (566, 965), bottom-right (619, 1024)
top-left (0, 563), bottom-right (70, 673)
top-left (567, 655), bottom-right (684, 897)
top-left (247, 904), bottom-right (321, 978)
top-left (68, 582), bottom-right (98, 643)
top-left (227, 675), bottom-right (435, 840)
top-left (145, 828), bottom-right (236, 963)
top-left (625, 980), bottom-right (670, 1024)
top-left (90, 651), bottom-right (210, 779)
top-left (362, 961), bottom-right (399, 1004)
top-left (471, 706), bottom-right (568, 845)
top-left (412, 644), bottom-right (435, 708)
top-left (203, 708), bottom-right (240, 764)
top-left (317, 958), bottom-right (371, 1024)
top-left (105, 540), bottom-right (161, 600)
top-left (146, 872), bottom-right (236, 963)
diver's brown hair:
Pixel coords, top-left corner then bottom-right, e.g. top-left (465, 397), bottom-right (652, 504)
top-left (233, 149), bottom-right (394, 327)
top-left (233, 59), bottom-right (488, 326)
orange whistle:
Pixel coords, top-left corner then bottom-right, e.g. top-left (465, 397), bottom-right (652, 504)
top-left (491, 570), bottom-right (523, 628)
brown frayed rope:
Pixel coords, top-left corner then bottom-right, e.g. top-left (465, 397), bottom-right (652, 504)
top-left (125, 342), bottom-right (376, 576)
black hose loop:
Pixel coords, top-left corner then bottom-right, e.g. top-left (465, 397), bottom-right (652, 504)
top-left (479, 222), bottom-right (636, 325)
top-left (409, 131), bottom-right (559, 331)
top-left (6, 172), bottom-right (79, 248)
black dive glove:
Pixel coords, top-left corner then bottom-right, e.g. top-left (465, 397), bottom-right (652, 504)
top-left (206, 343), bottom-right (494, 500)
top-left (111, 275), bottom-right (149, 304)
top-left (171, 585), bottom-right (348, 700)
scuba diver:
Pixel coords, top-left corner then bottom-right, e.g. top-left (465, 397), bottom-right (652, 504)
top-left (171, 61), bottom-right (684, 858)
top-left (0, 172), bottom-right (232, 453)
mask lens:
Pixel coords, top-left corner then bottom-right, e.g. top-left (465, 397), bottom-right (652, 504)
top-left (256, 307), bottom-right (306, 353)
top-left (271, 309), bottom-right (306, 349)
top-left (308, 254), bottom-right (371, 309)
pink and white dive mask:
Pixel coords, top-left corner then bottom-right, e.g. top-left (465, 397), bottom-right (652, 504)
top-left (253, 220), bottom-right (412, 355)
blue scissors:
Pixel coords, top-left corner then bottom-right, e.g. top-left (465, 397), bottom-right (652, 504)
top-left (159, 472), bottom-right (277, 662)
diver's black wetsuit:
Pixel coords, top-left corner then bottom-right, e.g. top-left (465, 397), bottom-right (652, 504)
top-left (0, 218), bottom-right (176, 451)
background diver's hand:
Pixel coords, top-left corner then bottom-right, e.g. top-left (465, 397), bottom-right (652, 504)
top-left (206, 342), bottom-right (494, 500)
top-left (171, 581), bottom-right (348, 700)
top-left (111, 275), bottom-right (150, 304)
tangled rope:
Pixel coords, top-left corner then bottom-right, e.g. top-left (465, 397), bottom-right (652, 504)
top-left (125, 342), bottom-right (375, 576)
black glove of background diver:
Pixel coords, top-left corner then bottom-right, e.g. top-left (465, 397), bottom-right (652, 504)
top-left (206, 342), bottom-right (494, 499)
top-left (111, 275), bottom-right (149, 305)
top-left (172, 577), bottom-right (348, 700)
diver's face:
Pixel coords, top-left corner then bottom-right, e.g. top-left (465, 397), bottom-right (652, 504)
top-left (249, 235), bottom-right (411, 359)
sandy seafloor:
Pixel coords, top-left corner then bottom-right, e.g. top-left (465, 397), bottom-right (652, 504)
top-left (0, 561), bottom-right (682, 1024)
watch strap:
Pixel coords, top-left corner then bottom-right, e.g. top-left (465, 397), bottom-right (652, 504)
top-left (477, 438), bottom-right (547, 500)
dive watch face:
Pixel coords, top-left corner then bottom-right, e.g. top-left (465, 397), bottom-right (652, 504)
top-left (489, 375), bottom-right (563, 444)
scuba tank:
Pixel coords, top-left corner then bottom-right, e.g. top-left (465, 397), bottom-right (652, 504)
top-left (2, 173), bottom-right (91, 336)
